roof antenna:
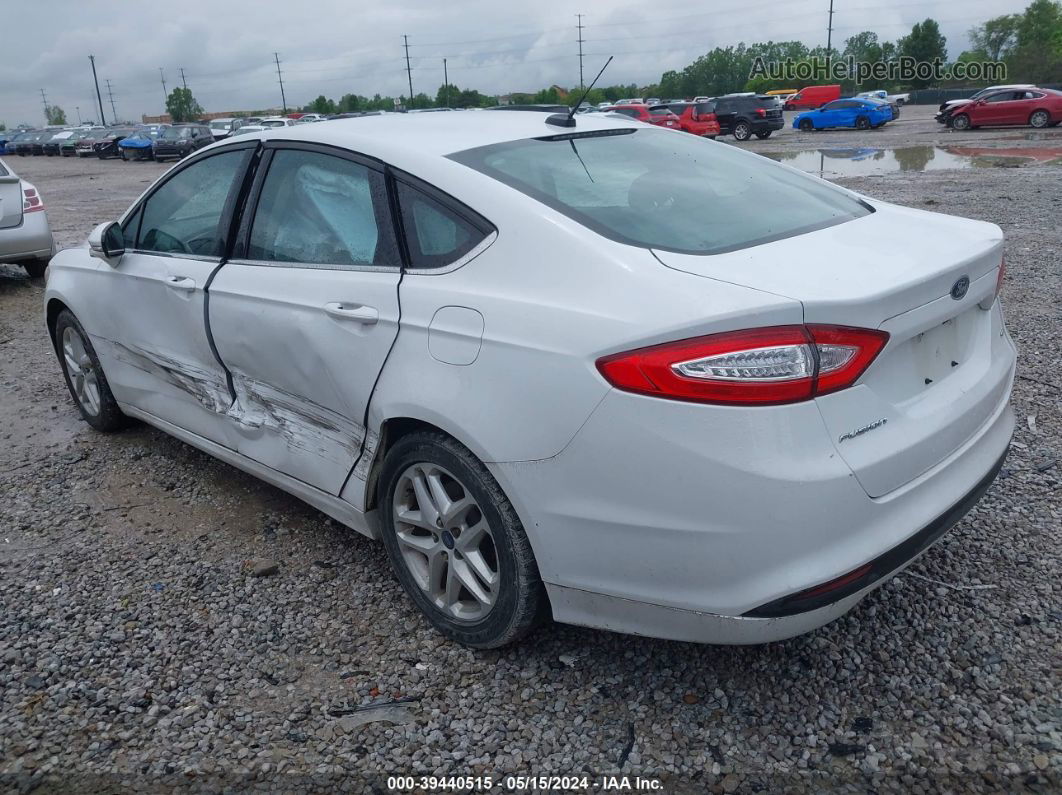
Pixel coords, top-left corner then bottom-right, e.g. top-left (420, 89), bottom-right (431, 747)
top-left (546, 55), bottom-right (613, 128)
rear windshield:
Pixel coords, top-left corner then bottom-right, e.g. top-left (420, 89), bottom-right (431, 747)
top-left (449, 128), bottom-right (871, 255)
top-left (648, 107), bottom-right (673, 116)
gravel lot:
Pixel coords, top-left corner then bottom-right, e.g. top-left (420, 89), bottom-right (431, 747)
top-left (1, 111), bottom-right (1060, 793)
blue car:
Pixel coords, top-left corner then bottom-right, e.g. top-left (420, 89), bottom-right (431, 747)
top-left (794, 98), bottom-right (892, 131)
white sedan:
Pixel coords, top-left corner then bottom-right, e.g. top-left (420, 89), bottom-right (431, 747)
top-left (1, 158), bottom-right (54, 277)
top-left (43, 113), bottom-right (1015, 648)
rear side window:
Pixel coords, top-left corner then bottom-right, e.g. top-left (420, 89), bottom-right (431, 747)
top-left (248, 149), bottom-right (399, 269)
top-left (694, 102), bottom-right (715, 115)
top-left (450, 128), bottom-right (871, 256)
top-left (649, 107), bottom-right (672, 116)
top-left (395, 181), bottom-right (492, 270)
top-left (136, 148), bottom-right (250, 256)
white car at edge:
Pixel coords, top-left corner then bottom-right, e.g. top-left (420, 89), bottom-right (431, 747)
top-left (43, 112), bottom-right (1015, 648)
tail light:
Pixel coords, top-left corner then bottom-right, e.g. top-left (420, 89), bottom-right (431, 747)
top-left (23, 187), bottom-right (45, 213)
top-left (980, 256), bottom-right (1006, 310)
top-left (596, 325), bottom-right (889, 406)
top-left (756, 108), bottom-right (766, 117)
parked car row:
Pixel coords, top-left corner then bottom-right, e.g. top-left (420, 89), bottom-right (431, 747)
top-left (604, 93), bottom-right (785, 141)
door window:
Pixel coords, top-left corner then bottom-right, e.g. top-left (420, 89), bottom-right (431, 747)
top-left (395, 181), bottom-right (492, 270)
top-left (136, 148), bottom-right (250, 256)
top-left (247, 149), bottom-right (399, 269)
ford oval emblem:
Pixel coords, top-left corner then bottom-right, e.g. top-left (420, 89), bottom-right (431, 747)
top-left (951, 276), bottom-right (970, 300)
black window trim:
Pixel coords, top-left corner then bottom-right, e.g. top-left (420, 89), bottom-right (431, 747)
top-left (229, 140), bottom-right (402, 273)
top-left (388, 167), bottom-right (498, 275)
top-left (118, 140), bottom-right (259, 261)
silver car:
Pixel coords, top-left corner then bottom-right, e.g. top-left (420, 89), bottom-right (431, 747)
top-left (0, 158), bottom-right (54, 277)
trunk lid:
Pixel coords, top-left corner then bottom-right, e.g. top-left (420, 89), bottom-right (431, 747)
top-left (654, 200), bottom-right (1012, 497)
top-left (0, 172), bottom-right (23, 229)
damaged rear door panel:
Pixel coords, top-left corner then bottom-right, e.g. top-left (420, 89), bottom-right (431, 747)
top-left (206, 144), bottom-right (403, 495)
top-left (88, 147), bottom-right (254, 447)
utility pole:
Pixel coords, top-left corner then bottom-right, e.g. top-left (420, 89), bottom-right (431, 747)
top-left (576, 14), bottom-right (586, 90)
top-left (274, 52), bottom-right (288, 114)
top-left (105, 79), bottom-right (117, 124)
top-left (88, 55), bottom-right (106, 128)
top-left (179, 67), bottom-right (188, 90)
top-left (40, 88), bottom-right (49, 125)
top-left (825, 0), bottom-right (835, 75)
top-left (443, 58), bottom-right (449, 108)
top-left (403, 35), bottom-right (414, 106)
top-left (159, 67), bottom-right (168, 104)
top-left (76, 106), bottom-right (81, 124)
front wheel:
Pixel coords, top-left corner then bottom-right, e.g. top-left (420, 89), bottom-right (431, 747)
top-left (855, 116), bottom-right (870, 130)
top-left (54, 310), bottom-right (127, 432)
top-left (1029, 110), bottom-right (1050, 128)
top-left (798, 119), bottom-right (814, 132)
top-left (732, 120), bottom-right (752, 141)
top-left (378, 432), bottom-right (547, 648)
top-left (951, 113), bottom-right (971, 131)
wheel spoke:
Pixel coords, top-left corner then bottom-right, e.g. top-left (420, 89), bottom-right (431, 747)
top-left (395, 505), bottom-right (435, 532)
top-left (410, 468), bottom-right (441, 527)
top-left (463, 548), bottom-right (498, 591)
top-left (450, 557), bottom-right (493, 608)
top-left (396, 529), bottom-right (436, 554)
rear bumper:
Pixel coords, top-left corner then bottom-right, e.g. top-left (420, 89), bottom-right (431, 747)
top-left (0, 212), bottom-right (54, 262)
top-left (492, 377), bottom-right (1014, 644)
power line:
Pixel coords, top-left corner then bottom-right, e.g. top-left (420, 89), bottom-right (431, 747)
top-left (576, 13), bottom-right (586, 90)
top-left (105, 79), bottom-right (117, 123)
top-left (274, 52), bottom-right (288, 113)
top-left (403, 35), bottom-right (414, 101)
top-left (88, 55), bottom-right (105, 127)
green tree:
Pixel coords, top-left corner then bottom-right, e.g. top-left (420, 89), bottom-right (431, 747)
top-left (305, 95), bottom-right (337, 114)
top-left (898, 19), bottom-right (948, 87)
top-left (968, 14), bottom-right (1021, 61)
top-left (1008, 0), bottom-right (1062, 82)
top-left (45, 105), bottom-right (67, 125)
top-left (166, 87), bottom-right (204, 122)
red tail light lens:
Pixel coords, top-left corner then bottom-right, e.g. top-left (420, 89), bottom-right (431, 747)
top-left (596, 325), bottom-right (889, 406)
top-left (23, 187), bottom-right (45, 213)
top-left (756, 108), bottom-right (766, 117)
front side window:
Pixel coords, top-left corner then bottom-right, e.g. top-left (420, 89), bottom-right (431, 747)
top-left (983, 92), bottom-right (1013, 103)
top-left (395, 181), bottom-right (492, 270)
top-left (450, 128), bottom-right (871, 256)
top-left (247, 149), bottom-right (399, 268)
top-left (136, 148), bottom-right (250, 256)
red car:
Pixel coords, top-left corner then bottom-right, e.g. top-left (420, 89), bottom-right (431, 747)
top-left (950, 88), bottom-right (1062, 130)
top-left (654, 101), bottom-right (721, 138)
top-left (605, 104), bottom-right (681, 129)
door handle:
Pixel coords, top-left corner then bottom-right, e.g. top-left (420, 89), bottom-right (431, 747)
top-left (324, 302), bottom-right (378, 324)
top-left (165, 275), bottom-right (196, 292)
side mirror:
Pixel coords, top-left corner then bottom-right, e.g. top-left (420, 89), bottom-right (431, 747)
top-left (88, 220), bottom-right (125, 263)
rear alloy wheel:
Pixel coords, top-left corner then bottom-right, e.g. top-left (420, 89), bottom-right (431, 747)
top-left (798, 119), bottom-right (814, 132)
top-left (732, 121), bottom-right (752, 141)
top-left (951, 113), bottom-right (971, 131)
top-left (54, 310), bottom-right (127, 432)
top-left (379, 432), bottom-right (546, 648)
top-left (855, 116), bottom-right (871, 130)
top-left (1029, 110), bottom-right (1050, 128)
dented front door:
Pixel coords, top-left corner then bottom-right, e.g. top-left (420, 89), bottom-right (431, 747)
top-left (206, 145), bottom-right (403, 495)
top-left (90, 148), bottom-right (253, 446)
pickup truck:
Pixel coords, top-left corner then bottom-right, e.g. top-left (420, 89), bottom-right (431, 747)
top-left (857, 90), bottom-right (910, 105)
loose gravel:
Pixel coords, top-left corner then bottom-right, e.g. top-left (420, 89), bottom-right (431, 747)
top-left (1, 115), bottom-right (1059, 793)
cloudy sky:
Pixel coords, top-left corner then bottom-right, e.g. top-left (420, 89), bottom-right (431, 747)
top-left (2, 0), bottom-right (1023, 126)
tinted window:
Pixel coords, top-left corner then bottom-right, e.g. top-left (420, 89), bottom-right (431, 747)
top-left (248, 149), bottom-right (399, 268)
top-left (611, 108), bottom-right (639, 118)
top-left (137, 149), bottom-right (250, 256)
top-left (649, 107), bottom-right (672, 116)
top-left (694, 101), bottom-right (715, 115)
top-left (983, 92), bottom-right (1013, 103)
top-left (450, 128), bottom-right (871, 256)
top-left (395, 181), bottom-right (492, 270)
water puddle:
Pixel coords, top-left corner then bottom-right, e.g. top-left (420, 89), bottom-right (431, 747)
top-left (760, 145), bottom-right (1062, 177)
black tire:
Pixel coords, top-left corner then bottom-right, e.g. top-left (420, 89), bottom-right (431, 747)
top-left (951, 113), bottom-right (970, 131)
top-left (706, 135), bottom-right (717, 140)
top-left (798, 118), bottom-right (814, 132)
top-left (22, 260), bottom-right (47, 279)
top-left (732, 120), bottom-right (752, 141)
top-left (1029, 110), bottom-right (1050, 129)
top-left (755, 130), bottom-right (772, 139)
top-left (855, 116), bottom-right (871, 130)
top-left (54, 310), bottom-right (128, 432)
top-left (378, 431), bottom-right (547, 648)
